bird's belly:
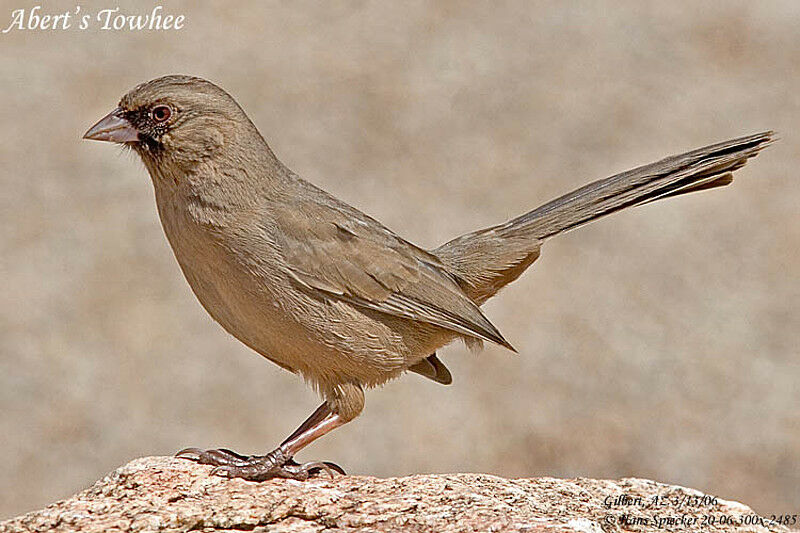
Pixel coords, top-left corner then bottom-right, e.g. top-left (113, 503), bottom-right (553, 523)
top-left (175, 246), bottom-right (443, 391)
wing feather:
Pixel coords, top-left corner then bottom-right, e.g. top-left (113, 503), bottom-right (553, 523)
top-left (271, 187), bottom-right (513, 350)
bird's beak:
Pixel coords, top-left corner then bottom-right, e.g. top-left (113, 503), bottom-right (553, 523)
top-left (83, 108), bottom-right (139, 143)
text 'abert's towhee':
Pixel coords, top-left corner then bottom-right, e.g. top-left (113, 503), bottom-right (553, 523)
top-left (84, 75), bottom-right (773, 481)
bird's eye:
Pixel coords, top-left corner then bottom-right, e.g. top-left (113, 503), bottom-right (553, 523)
top-left (151, 105), bottom-right (172, 122)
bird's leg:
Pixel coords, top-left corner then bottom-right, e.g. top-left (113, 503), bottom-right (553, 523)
top-left (176, 383), bottom-right (364, 481)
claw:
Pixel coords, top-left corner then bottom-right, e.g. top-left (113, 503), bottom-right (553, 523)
top-left (175, 447), bottom-right (203, 460)
top-left (283, 457), bottom-right (345, 475)
top-left (210, 466), bottom-right (235, 478)
top-left (298, 461), bottom-right (339, 479)
top-left (321, 461), bottom-right (346, 476)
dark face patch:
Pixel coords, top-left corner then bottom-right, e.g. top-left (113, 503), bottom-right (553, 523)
top-left (119, 104), bottom-right (173, 153)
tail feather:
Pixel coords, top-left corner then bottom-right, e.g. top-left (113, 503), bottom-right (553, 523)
top-left (645, 172), bottom-right (733, 202)
top-left (504, 131), bottom-right (774, 240)
top-left (435, 131), bottom-right (774, 304)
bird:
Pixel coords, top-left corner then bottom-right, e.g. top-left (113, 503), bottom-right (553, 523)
top-left (83, 75), bottom-right (773, 481)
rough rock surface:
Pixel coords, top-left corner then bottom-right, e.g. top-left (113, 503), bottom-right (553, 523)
top-left (0, 456), bottom-right (791, 533)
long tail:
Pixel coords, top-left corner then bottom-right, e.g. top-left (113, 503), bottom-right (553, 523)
top-left (503, 131), bottom-right (774, 240)
top-left (435, 131), bottom-right (775, 304)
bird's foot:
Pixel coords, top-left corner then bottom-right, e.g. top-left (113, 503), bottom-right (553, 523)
top-left (175, 446), bottom-right (345, 481)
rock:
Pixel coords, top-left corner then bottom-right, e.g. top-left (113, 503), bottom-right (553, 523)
top-left (0, 456), bottom-right (790, 532)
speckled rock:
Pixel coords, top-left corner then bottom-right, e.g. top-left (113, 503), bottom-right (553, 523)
top-left (0, 456), bottom-right (790, 533)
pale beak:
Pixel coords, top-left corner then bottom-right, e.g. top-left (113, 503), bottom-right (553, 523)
top-left (83, 108), bottom-right (140, 143)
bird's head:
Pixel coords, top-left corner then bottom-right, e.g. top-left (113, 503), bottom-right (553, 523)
top-left (83, 75), bottom-right (259, 177)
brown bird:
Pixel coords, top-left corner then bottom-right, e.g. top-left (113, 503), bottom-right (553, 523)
top-left (84, 75), bottom-right (773, 481)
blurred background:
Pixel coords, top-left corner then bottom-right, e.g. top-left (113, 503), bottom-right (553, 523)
top-left (1, 0), bottom-right (798, 518)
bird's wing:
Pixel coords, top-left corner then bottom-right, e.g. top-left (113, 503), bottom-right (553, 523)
top-left (269, 192), bottom-right (513, 350)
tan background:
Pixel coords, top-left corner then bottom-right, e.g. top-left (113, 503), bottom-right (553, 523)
top-left (1, 0), bottom-right (798, 518)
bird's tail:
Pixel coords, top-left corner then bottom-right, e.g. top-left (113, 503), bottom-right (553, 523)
top-left (501, 131), bottom-right (774, 240)
top-left (435, 131), bottom-right (774, 304)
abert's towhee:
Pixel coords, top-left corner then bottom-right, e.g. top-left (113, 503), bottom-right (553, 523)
top-left (84, 75), bottom-right (773, 480)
